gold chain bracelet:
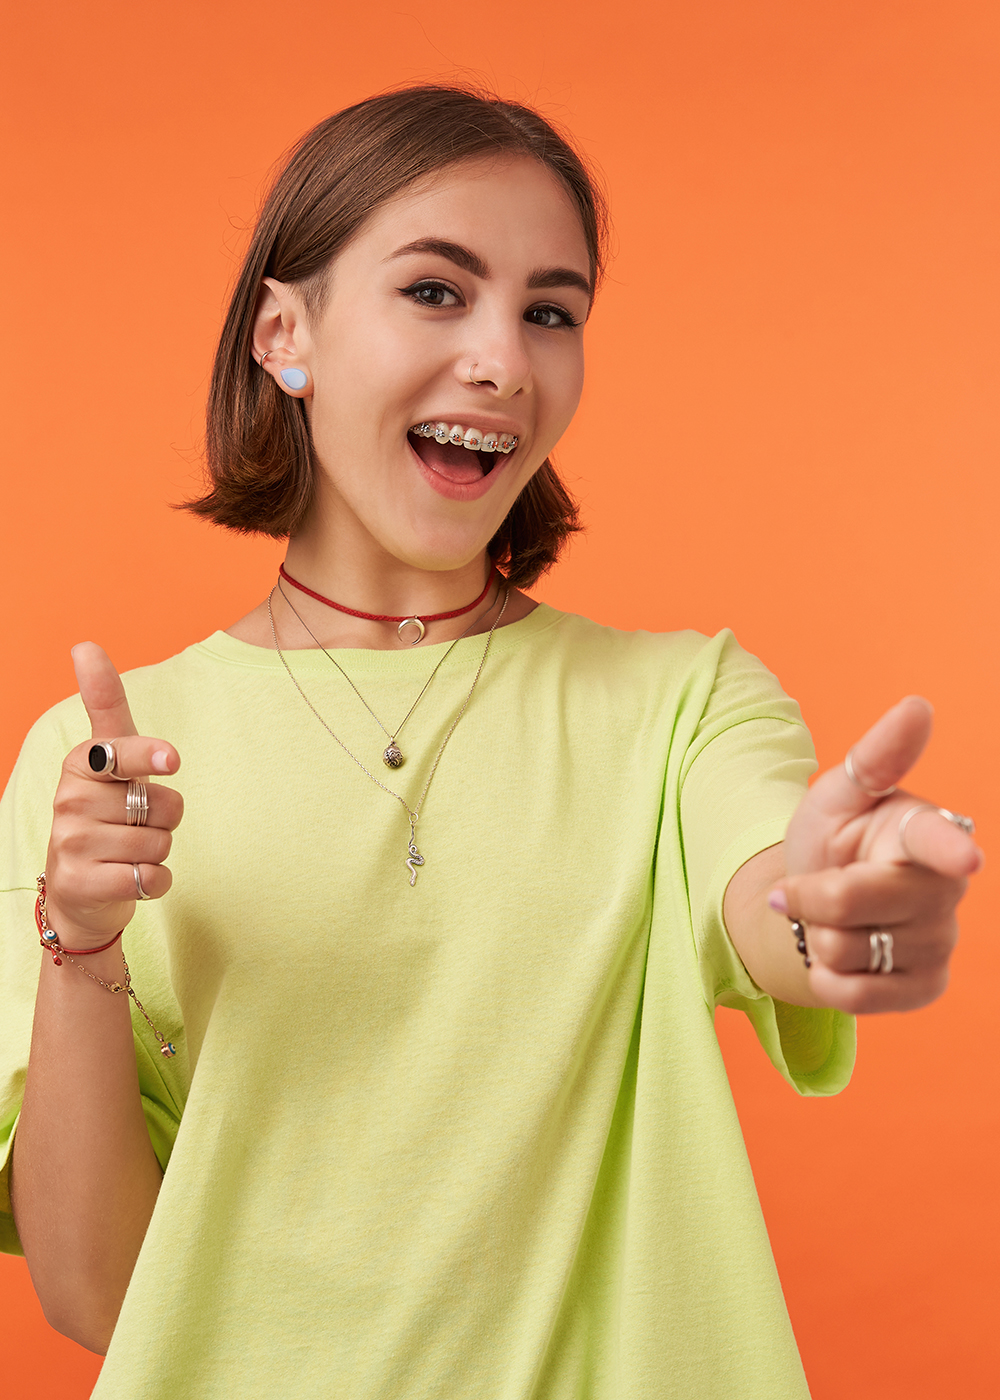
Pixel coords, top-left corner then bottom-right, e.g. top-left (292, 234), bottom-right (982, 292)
top-left (36, 874), bottom-right (176, 1058)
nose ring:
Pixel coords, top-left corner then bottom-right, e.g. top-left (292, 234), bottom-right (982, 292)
top-left (468, 362), bottom-right (480, 384)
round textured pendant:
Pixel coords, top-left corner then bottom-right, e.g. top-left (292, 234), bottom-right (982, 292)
top-left (383, 742), bottom-right (404, 769)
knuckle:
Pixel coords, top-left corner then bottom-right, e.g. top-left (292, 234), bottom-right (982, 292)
top-left (159, 788), bottom-right (184, 828)
top-left (808, 927), bottom-right (855, 971)
top-left (834, 979), bottom-right (883, 1016)
top-left (925, 917), bottom-right (959, 960)
top-left (806, 925), bottom-right (837, 963)
top-left (62, 742), bottom-right (91, 775)
top-left (140, 830), bottom-right (172, 864)
top-left (817, 871), bottom-right (854, 926)
top-left (52, 783), bottom-right (89, 819)
top-left (891, 968), bottom-right (949, 1012)
top-left (58, 821), bottom-right (98, 859)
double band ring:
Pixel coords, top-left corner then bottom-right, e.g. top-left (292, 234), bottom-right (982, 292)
top-left (844, 748), bottom-right (897, 799)
top-left (125, 780), bottom-right (148, 827)
top-left (868, 930), bottom-right (894, 974)
top-left (133, 864), bottom-right (151, 901)
top-left (898, 803), bottom-right (976, 859)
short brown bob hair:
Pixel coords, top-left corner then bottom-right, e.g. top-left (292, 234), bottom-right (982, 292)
top-left (186, 85), bottom-right (608, 588)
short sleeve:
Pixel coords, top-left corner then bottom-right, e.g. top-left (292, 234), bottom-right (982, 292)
top-left (678, 634), bottom-right (856, 1096)
top-left (0, 701), bottom-right (183, 1255)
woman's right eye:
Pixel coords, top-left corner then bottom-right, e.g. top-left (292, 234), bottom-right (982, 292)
top-left (400, 281), bottom-right (461, 308)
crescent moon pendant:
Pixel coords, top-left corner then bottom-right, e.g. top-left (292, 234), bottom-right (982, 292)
top-left (397, 617), bottom-right (426, 644)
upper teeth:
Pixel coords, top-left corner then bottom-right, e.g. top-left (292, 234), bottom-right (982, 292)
top-left (411, 422), bottom-right (518, 454)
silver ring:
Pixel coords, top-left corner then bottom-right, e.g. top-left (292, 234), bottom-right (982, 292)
top-left (844, 747), bottom-right (897, 798)
top-left (898, 803), bottom-right (976, 859)
top-left (259, 350), bottom-right (272, 368)
top-left (88, 741), bottom-right (127, 781)
top-left (133, 863), bottom-right (151, 901)
top-left (938, 807), bottom-right (975, 837)
top-left (868, 930), bottom-right (894, 974)
top-left (468, 361), bottom-right (480, 383)
top-left (125, 780), bottom-right (149, 827)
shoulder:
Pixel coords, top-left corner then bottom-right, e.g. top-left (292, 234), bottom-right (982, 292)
top-left (524, 608), bottom-right (799, 740)
top-left (539, 608), bottom-right (769, 694)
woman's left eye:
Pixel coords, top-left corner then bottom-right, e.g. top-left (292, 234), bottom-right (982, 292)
top-left (524, 304), bottom-right (579, 329)
top-left (400, 281), bottom-right (460, 308)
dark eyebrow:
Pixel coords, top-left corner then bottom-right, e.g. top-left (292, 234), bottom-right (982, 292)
top-left (386, 238), bottom-right (490, 280)
top-left (386, 238), bottom-right (593, 299)
top-left (527, 266), bottom-right (593, 298)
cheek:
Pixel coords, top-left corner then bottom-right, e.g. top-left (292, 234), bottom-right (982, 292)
top-left (312, 319), bottom-right (440, 435)
top-left (542, 349), bottom-right (585, 440)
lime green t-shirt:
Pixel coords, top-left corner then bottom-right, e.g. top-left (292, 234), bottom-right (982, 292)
top-left (0, 606), bottom-right (854, 1398)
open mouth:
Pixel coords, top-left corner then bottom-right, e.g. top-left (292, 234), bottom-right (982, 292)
top-left (408, 421), bottom-right (518, 486)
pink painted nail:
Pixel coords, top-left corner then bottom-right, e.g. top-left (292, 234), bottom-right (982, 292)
top-left (152, 750), bottom-right (170, 773)
top-left (767, 889), bottom-right (789, 914)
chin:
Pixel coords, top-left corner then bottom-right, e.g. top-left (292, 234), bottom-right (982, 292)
top-left (383, 533), bottom-right (498, 575)
top-left (371, 494), bottom-right (524, 575)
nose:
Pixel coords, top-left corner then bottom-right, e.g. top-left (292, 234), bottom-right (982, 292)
top-left (458, 314), bottom-right (533, 399)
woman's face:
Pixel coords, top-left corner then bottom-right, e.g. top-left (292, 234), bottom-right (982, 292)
top-left (265, 156), bottom-right (592, 574)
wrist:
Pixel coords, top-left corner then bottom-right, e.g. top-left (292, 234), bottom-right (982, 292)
top-left (42, 943), bottom-right (131, 988)
top-left (37, 877), bottom-right (127, 958)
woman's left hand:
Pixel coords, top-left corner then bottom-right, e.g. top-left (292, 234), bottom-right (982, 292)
top-left (772, 696), bottom-right (983, 1013)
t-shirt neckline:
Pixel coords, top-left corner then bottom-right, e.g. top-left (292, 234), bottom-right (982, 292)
top-left (193, 601), bottom-right (566, 675)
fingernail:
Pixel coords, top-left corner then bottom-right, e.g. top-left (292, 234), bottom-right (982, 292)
top-left (767, 889), bottom-right (789, 914)
top-left (152, 750), bottom-right (170, 773)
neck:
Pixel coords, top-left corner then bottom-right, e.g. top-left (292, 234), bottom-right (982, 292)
top-left (280, 538), bottom-right (496, 649)
top-left (225, 497), bottom-right (539, 653)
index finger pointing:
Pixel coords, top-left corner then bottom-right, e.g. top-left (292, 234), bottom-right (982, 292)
top-left (72, 641), bottom-right (139, 740)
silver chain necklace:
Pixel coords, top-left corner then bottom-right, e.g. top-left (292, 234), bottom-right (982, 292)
top-left (276, 576), bottom-right (496, 768)
top-left (267, 585), bottom-right (510, 886)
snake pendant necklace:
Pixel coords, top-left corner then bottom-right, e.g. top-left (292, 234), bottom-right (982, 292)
top-left (267, 584), bottom-right (509, 886)
top-left (276, 575), bottom-right (497, 768)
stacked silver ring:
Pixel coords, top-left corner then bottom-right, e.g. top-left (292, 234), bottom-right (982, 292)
top-left (125, 780), bottom-right (149, 827)
top-left (868, 930), bottom-right (894, 974)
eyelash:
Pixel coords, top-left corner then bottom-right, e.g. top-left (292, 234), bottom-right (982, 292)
top-left (398, 280), bottom-right (580, 329)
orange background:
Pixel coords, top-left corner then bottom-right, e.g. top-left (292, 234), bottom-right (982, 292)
top-left (2, 1), bottom-right (998, 1395)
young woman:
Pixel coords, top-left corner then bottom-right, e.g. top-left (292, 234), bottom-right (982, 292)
top-left (0, 87), bottom-right (981, 1399)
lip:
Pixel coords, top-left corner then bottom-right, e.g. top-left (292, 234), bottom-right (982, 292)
top-left (407, 434), bottom-right (517, 503)
top-left (406, 439), bottom-right (515, 506)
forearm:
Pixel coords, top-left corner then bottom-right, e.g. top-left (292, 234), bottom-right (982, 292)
top-left (11, 944), bottom-right (163, 1355)
top-left (723, 843), bottom-right (822, 1007)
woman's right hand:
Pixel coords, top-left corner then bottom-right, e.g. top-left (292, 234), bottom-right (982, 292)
top-left (43, 642), bottom-right (183, 949)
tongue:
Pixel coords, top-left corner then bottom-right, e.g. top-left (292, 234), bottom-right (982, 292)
top-left (413, 435), bottom-right (485, 484)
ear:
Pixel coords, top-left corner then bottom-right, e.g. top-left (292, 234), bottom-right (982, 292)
top-left (251, 278), bottom-right (313, 399)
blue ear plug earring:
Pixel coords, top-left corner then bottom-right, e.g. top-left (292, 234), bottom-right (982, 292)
top-left (280, 367), bottom-right (308, 391)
